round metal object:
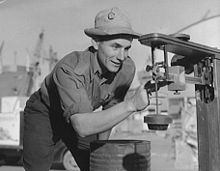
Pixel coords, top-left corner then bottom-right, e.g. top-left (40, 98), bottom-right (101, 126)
top-left (90, 140), bottom-right (151, 171)
top-left (144, 114), bottom-right (172, 130)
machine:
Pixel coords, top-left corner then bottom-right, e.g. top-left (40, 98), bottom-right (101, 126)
top-left (139, 33), bottom-right (220, 171)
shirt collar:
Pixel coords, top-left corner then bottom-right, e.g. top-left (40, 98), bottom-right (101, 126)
top-left (89, 47), bottom-right (102, 80)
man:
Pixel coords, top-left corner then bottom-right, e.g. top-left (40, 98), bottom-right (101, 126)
top-left (23, 7), bottom-right (150, 171)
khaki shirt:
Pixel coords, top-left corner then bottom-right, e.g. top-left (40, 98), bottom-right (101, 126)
top-left (40, 47), bottom-right (135, 122)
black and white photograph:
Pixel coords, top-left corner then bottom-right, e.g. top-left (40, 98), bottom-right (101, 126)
top-left (0, 0), bottom-right (220, 171)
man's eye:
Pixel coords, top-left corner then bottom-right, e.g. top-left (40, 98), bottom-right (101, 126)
top-left (125, 46), bottom-right (131, 51)
top-left (125, 47), bottom-right (130, 51)
top-left (112, 45), bottom-right (119, 50)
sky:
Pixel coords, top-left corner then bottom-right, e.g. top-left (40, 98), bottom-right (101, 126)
top-left (0, 0), bottom-right (220, 89)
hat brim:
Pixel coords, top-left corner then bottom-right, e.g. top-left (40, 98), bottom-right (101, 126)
top-left (84, 27), bottom-right (141, 39)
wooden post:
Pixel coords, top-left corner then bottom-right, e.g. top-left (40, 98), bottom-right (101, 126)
top-left (195, 56), bottom-right (220, 171)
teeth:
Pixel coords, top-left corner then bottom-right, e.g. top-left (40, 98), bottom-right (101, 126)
top-left (112, 61), bottom-right (120, 65)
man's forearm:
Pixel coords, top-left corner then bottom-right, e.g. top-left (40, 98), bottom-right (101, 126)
top-left (70, 100), bottom-right (134, 137)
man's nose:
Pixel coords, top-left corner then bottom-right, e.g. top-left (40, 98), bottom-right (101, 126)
top-left (117, 49), bottom-right (126, 61)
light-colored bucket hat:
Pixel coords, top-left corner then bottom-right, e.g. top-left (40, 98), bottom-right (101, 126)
top-left (84, 7), bottom-right (141, 39)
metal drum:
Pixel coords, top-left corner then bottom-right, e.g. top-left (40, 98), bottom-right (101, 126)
top-left (90, 140), bottom-right (151, 171)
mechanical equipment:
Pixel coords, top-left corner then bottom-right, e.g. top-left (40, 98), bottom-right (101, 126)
top-left (139, 33), bottom-right (220, 171)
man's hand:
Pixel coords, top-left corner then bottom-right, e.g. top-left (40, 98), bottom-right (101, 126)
top-left (144, 80), bottom-right (168, 95)
top-left (126, 85), bottom-right (150, 112)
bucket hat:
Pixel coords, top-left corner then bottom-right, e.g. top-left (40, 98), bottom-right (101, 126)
top-left (84, 7), bottom-right (141, 39)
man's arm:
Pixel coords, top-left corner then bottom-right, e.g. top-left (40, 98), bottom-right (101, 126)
top-left (70, 85), bottom-right (149, 137)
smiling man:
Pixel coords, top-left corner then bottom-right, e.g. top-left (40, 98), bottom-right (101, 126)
top-left (23, 7), bottom-right (150, 171)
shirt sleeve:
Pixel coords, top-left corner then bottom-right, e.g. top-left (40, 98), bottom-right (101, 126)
top-left (53, 63), bottom-right (93, 122)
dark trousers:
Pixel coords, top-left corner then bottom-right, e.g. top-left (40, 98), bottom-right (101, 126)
top-left (23, 92), bottom-right (90, 171)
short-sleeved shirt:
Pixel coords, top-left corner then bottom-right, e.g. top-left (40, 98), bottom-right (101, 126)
top-left (39, 46), bottom-right (136, 121)
top-left (28, 46), bottom-right (135, 149)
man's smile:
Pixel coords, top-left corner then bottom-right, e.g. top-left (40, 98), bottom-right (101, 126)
top-left (111, 60), bottom-right (121, 66)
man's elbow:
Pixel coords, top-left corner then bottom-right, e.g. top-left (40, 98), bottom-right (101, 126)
top-left (70, 115), bottom-right (89, 137)
top-left (75, 128), bottom-right (88, 138)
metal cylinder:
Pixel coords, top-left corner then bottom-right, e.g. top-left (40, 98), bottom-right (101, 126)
top-left (90, 140), bottom-right (151, 171)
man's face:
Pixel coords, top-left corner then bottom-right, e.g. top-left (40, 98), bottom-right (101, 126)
top-left (96, 37), bottom-right (132, 73)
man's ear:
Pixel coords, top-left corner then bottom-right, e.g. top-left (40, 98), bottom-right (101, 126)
top-left (91, 39), bottom-right (99, 50)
